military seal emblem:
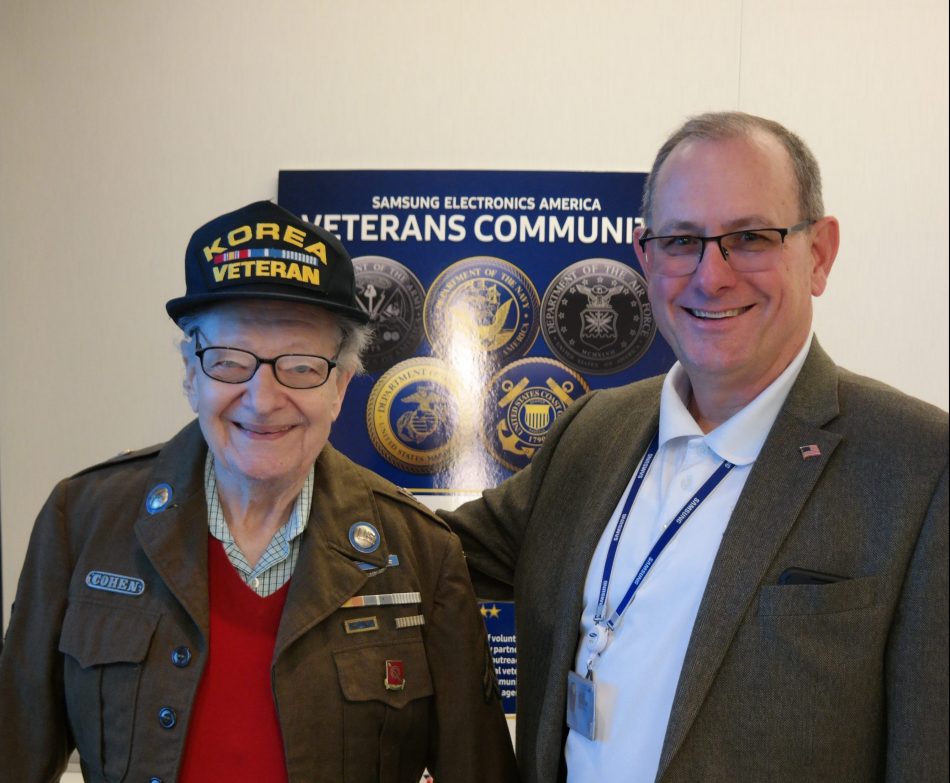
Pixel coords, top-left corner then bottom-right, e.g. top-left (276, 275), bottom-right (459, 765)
top-left (483, 358), bottom-right (590, 473)
top-left (424, 256), bottom-right (539, 365)
top-left (353, 256), bottom-right (426, 374)
top-left (541, 258), bottom-right (655, 374)
top-left (366, 357), bottom-right (461, 474)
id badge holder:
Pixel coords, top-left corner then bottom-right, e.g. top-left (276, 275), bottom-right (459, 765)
top-left (566, 670), bottom-right (597, 741)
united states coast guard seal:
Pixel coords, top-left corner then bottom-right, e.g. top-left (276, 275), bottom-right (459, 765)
top-left (353, 256), bottom-right (426, 375)
top-left (423, 256), bottom-right (539, 364)
top-left (483, 358), bottom-right (589, 473)
top-left (366, 357), bottom-right (460, 474)
top-left (541, 258), bottom-right (655, 375)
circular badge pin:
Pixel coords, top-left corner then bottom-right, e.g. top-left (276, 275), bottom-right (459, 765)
top-left (483, 358), bottom-right (590, 472)
top-left (541, 258), bottom-right (655, 375)
top-left (424, 256), bottom-right (540, 365)
top-left (353, 256), bottom-right (426, 374)
top-left (348, 522), bottom-right (381, 554)
top-left (366, 357), bottom-right (461, 474)
top-left (145, 483), bottom-right (173, 515)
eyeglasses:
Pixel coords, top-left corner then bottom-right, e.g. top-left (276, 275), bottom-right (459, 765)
top-left (193, 333), bottom-right (337, 389)
top-left (638, 220), bottom-right (815, 277)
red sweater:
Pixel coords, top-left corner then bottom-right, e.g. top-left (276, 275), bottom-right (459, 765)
top-left (179, 537), bottom-right (290, 782)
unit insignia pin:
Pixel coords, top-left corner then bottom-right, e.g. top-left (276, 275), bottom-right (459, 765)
top-left (145, 483), bottom-right (173, 514)
top-left (348, 521), bottom-right (380, 553)
top-left (385, 659), bottom-right (406, 690)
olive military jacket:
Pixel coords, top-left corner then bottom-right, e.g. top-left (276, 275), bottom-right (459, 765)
top-left (0, 421), bottom-right (518, 783)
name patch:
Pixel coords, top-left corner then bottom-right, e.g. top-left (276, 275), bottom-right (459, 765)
top-left (85, 570), bottom-right (145, 596)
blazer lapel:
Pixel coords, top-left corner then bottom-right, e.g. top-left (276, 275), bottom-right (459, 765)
top-left (534, 382), bottom-right (663, 779)
top-left (133, 421), bottom-right (212, 637)
top-left (656, 341), bottom-right (843, 779)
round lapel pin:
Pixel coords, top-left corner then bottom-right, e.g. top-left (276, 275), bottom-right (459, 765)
top-left (145, 483), bottom-right (173, 514)
top-left (348, 521), bottom-right (381, 554)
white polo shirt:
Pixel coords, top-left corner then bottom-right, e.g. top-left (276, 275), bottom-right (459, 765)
top-left (564, 335), bottom-right (812, 782)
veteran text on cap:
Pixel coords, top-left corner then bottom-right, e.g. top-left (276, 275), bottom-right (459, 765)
top-left (166, 200), bottom-right (369, 324)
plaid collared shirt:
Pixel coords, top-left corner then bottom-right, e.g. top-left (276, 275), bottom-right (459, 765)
top-left (204, 453), bottom-right (313, 597)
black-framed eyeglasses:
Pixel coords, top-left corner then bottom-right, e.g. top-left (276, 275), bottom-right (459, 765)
top-left (193, 332), bottom-right (337, 390)
top-left (638, 220), bottom-right (815, 277)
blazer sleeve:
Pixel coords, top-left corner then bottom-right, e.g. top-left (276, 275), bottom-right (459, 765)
top-left (0, 481), bottom-right (74, 782)
top-left (885, 463), bottom-right (949, 781)
top-left (440, 391), bottom-right (599, 597)
top-left (424, 531), bottom-right (519, 782)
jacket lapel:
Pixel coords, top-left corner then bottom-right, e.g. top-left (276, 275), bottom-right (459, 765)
top-left (656, 341), bottom-right (843, 779)
top-left (274, 446), bottom-right (381, 657)
top-left (133, 421), bottom-right (212, 637)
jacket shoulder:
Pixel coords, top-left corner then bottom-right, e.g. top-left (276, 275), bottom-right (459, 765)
top-left (835, 367), bottom-right (949, 441)
top-left (325, 446), bottom-right (451, 533)
top-left (71, 442), bottom-right (164, 479)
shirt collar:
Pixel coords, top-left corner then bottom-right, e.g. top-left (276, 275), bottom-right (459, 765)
top-left (659, 333), bottom-right (813, 466)
top-left (203, 452), bottom-right (313, 544)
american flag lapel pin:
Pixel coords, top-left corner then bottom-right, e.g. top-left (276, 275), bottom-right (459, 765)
top-left (799, 444), bottom-right (822, 460)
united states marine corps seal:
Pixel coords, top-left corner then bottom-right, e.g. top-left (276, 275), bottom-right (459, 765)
top-left (366, 357), bottom-right (461, 474)
top-left (353, 256), bottom-right (426, 374)
top-left (424, 257), bottom-right (539, 364)
top-left (541, 258), bottom-right (655, 375)
top-left (483, 358), bottom-right (589, 473)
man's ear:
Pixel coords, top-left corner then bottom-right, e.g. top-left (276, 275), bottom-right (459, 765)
top-left (329, 367), bottom-right (355, 422)
top-left (183, 356), bottom-right (199, 413)
top-left (809, 216), bottom-right (840, 297)
top-left (633, 225), bottom-right (651, 276)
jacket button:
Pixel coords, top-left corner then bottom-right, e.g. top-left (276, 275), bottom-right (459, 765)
top-left (171, 646), bottom-right (192, 667)
top-left (158, 707), bottom-right (177, 729)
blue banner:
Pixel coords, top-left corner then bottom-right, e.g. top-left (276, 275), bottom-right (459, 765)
top-left (278, 170), bottom-right (675, 491)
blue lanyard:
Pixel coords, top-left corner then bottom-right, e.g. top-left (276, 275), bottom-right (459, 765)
top-left (593, 433), bottom-right (735, 633)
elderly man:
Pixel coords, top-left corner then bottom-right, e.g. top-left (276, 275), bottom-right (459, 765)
top-left (0, 201), bottom-right (518, 782)
top-left (442, 112), bottom-right (948, 782)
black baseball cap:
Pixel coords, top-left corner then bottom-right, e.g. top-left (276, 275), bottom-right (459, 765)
top-left (166, 200), bottom-right (369, 324)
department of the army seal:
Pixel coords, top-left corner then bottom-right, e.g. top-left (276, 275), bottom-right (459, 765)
top-left (353, 256), bottom-right (426, 374)
top-left (424, 256), bottom-right (540, 365)
top-left (541, 258), bottom-right (655, 375)
top-left (366, 357), bottom-right (461, 474)
top-left (483, 357), bottom-right (590, 473)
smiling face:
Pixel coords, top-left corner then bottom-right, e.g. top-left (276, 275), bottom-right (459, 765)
top-left (183, 300), bottom-right (354, 497)
top-left (634, 131), bottom-right (838, 423)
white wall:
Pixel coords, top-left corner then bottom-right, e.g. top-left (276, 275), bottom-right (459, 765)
top-left (2, 0), bottom-right (947, 628)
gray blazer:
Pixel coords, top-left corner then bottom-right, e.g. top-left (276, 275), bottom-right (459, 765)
top-left (444, 339), bottom-right (948, 782)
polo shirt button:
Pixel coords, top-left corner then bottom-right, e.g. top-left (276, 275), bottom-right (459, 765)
top-left (158, 707), bottom-right (177, 729)
top-left (171, 646), bottom-right (192, 667)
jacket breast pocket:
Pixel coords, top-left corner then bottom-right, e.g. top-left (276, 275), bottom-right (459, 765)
top-left (757, 574), bottom-right (878, 616)
top-left (334, 638), bottom-right (434, 783)
top-left (58, 599), bottom-right (159, 783)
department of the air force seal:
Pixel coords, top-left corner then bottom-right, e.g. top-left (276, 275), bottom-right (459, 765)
top-left (424, 257), bottom-right (539, 364)
top-left (353, 256), bottom-right (426, 374)
top-left (542, 258), bottom-right (655, 375)
top-left (366, 357), bottom-right (460, 474)
top-left (483, 358), bottom-right (590, 473)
